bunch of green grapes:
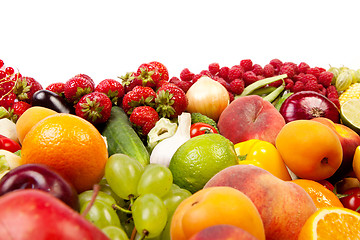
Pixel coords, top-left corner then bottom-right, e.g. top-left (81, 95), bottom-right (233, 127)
top-left (79, 153), bottom-right (191, 240)
top-left (328, 66), bottom-right (360, 92)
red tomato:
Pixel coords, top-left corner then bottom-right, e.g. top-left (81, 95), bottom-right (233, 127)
top-left (339, 187), bottom-right (360, 213)
top-left (317, 179), bottom-right (335, 192)
top-left (0, 134), bottom-right (21, 153)
top-left (190, 123), bottom-right (218, 138)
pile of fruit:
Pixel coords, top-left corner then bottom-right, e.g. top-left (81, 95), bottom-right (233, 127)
top-left (1, 58), bottom-right (360, 240)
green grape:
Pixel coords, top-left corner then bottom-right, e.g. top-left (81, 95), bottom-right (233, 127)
top-left (78, 190), bottom-right (117, 208)
top-left (105, 153), bottom-right (144, 200)
top-left (162, 187), bottom-right (192, 217)
top-left (137, 164), bottom-right (173, 198)
top-left (132, 193), bottom-right (168, 239)
top-left (100, 183), bottom-right (127, 207)
top-left (80, 200), bottom-right (121, 229)
top-left (102, 226), bottom-right (129, 240)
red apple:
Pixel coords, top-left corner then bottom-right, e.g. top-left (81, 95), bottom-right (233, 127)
top-left (0, 189), bottom-right (109, 240)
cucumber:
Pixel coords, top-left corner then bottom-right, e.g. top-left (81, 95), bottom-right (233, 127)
top-left (101, 106), bottom-right (150, 166)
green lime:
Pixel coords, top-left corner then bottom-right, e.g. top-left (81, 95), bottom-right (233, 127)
top-left (340, 99), bottom-right (360, 134)
top-left (169, 133), bottom-right (238, 193)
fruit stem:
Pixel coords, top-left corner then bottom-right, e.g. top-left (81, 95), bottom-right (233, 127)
top-left (81, 184), bottom-right (100, 217)
top-left (236, 74), bottom-right (287, 98)
top-left (130, 226), bottom-right (137, 240)
top-left (112, 204), bottom-right (132, 214)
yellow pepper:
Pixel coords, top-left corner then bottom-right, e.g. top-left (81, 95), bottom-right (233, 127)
top-left (234, 139), bottom-right (292, 181)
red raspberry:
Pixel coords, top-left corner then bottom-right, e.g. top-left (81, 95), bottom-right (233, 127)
top-left (279, 64), bottom-right (296, 79)
top-left (208, 63), bottom-right (220, 76)
top-left (269, 59), bottom-right (283, 74)
top-left (283, 62), bottom-right (299, 74)
top-left (304, 80), bottom-right (319, 92)
top-left (240, 59), bottom-right (253, 72)
top-left (284, 78), bottom-right (294, 90)
top-left (318, 84), bottom-right (326, 96)
top-left (228, 65), bottom-right (244, 82)
top-left (180, 68), bottom-right (194, 82)
top-left (252, 64), bottom-right (264, 76)
top-left (317, 67), bottom-right (326, 73)
top-left (257, 75), bottom-right (265, 80)
top-left (318, 71), bottom-right (334, 88)
top-left (263, 64), bottom-right (275, 78)
top-left (169, 76), bottom-right (181, 85)
top-left (299, 74), bottom-right (317, 84)
top-left (218, 66), bottom-right (230, 82)
top-left (326, 85), bottom-right (339, 99)
top-left (242, 71), bottom-right (258, 86)
top-left (229, 79), bottom-right (245, 95)
top-left (306, 68), bottom-right (321, 79)
top-left (291, 80), bottom-right (305, 93)
top-left (173, 80), bottom-right (193, 93)
top-left (329, 97), bottom-right (340, 109)
top-left (216, 77), bottom-right (231, 92)
top-left (268, 80), bottom-right (283, 88)
top-left (200, 70), bottom-right (212, 78)
top-left (192, 74), bottom-right (203, 83)
top-left (298, 62), bottom-right (310, 74)
top-left (228, 92), bottom-right (234, 103)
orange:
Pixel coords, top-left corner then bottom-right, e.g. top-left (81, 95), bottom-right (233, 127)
top-left (170, 186), bottom-right (265, 240)
top-left (292, 179), bottom-right (343, 209)
top-left (20, 113), bottom-right (108, 192)
top-left (16, 106), bottom-right (57, 144)
top-left (275, 120), bottom-right (343, 180)
top-left (298, 207), bottom-right (360, 239)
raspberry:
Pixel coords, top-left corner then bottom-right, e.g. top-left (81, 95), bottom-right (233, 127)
top-left (240, 59), bottom-right (253, 72)
top-left (283, 62), bottom-right (299, 74)
top-left (279, 64), bottom-right (296, 79)
top-left (284, 78), bottom-right (294, 90)
top-left (229, 79), bottom-right (245, 95)
top-left (298, 62), bottom-right (310, 74)
top-left (317, 67), bottom-right (326, 73)
top-left (318, 84), bottom-right (326, 96)
top-left (329, 97), bottom-right (340, 109)
top-left (216, 77), bottom-right (231, 92)
top-left (169, 76), bottom-right (181, 85)
top-left (304, 80), bottom-right (319, 92)
top-left (228, 92), bottom-right (235, 103)
top-left (192, 74), bottom-right (203, 83)
top-left (242, 71), bottom-right (258, 86)
top-left (291, 80), bottom-right (305, 93)
top-left (306, 68), bottom-right (321, 79)
top-left (208, 63), bottom-right (220, 76)
top-left (174, 80), bottom-right (193, 93)
top-left (268, 80), bottom-right (283, 88)
top-left (218, 66), bottom-right (230, 81)
top-left (326, 85), bottom-right (339, 99)
top-left (200, 70), bottom-right (212, 78)
top-left (263, 64), bottom-right (275, 78)
top-left (228, 65), bottom-right (244, 82)
top-left (180, 68), bottom-right (194, 81)
top-left (318, 71), bottom-right (334, 88)
top-left (269, 59), bottom-right (283, 74)
top-left (257, 75), bottom-right (265, 80)
top-left (252, 64), bottom-right (264, 76)
top-left (299, 74), bottom-right (317, 84)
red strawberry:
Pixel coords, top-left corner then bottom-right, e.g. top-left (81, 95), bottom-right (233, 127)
top-left (122, 86), bottom-right (156, 115)
top-left (13, 76), bottom-right (43, 104)
top-left (95, 79), bottom-right (124, 106)
top-left (129, 106), bottom-right (159, 136)
top-left (74, 74), bottom-right (95, 89)
top-left (75, 92), bottom-right (112, 124)
top-left (8, 101), bottom-right (31, 122)
top-left (64, 75), bottom-right (94, 104)
top-left (135, 63), bottom-right (161, 89)
top-left (46, 82), bottom-right (65, 97)
top-left (149, 61), bottom-right (169, 82)
top-left (155, 83), bottom-right (188, 118)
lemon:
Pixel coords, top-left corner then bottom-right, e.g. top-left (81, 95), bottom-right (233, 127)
top-left (169, 134), bottom-right (238, 193)
top-left (340, 99), bottom-right (360, 134)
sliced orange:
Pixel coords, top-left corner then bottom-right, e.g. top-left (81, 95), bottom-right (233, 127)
top-left (298, 207), bottom-right (360, 239)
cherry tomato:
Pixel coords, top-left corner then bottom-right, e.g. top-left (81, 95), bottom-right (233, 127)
top-left (0, 134), bottom-right (21, 153)
top-left (317, 179), bottom-right (335, 192)
top-left (190, 122), bottom-right (218, 138)
top-left (339, 187), bottom-right (360, 213)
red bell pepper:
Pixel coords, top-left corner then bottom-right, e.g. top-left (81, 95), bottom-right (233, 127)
top-left (0, 134), bottom-right (21, 153)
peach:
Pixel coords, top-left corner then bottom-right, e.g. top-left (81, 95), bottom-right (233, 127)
top-left (204, 165), bottom-right (317, 240)
top-left (217, 95), bottom-right (285, 145)
top-left (189, 224), bottom-right (257, 240)
top-left (311, 117), bottom-right (360, 182)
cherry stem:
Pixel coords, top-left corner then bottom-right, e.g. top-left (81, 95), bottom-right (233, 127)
top-left (81, 184), bottom-right (100, 217)
top-left (112, 204), bottom-right (132, 214)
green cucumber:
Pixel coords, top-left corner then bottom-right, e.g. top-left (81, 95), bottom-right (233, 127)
top-left (101, 106), bottom-right (150, 166)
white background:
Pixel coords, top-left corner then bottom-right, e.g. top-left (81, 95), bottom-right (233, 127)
top-left (1, 0), bottom-right (359, 87)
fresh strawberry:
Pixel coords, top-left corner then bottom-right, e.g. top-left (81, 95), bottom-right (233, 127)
top-left (46, 82), bottom-right (65, 97)
top-left (155, 83), bottom-right (188, 118)
top-left (129, 106), bottom-right (159, 136)
top-left (13, 76), bottom-right (43, 104)
top-left (119, 72), bottom-right (137, 93)
top-left (64, 75), bottom-right (94, 104)
top-left (149, 61), bottom-right (169, 83)
top-left (8, 101), bottom-right (31, 122)
top-left (134, 63), bottom-right (161, 89)
top-left (75, 92), bottom-right (112, 124)
top-left (95, 79), bottom-right (124, 106)
top-left (74, 73), bottom-right (95, 89)
top-left (122, 86), bottom-right (156, 115)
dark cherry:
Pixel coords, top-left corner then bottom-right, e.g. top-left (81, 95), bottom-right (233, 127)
top-left (0, 163), bottom-right (79, 210)
top-left (32, 89), bottom-right (75, 114)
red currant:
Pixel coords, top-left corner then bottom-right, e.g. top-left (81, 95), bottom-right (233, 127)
top-left (0, 59), bottom-right (4, 69)
top-left (0, 70), bottom-right (6, 80)
top-left (5, 67), bottom-right (14, 76)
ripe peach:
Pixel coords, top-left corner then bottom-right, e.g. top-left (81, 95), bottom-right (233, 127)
top-left (204, 165), bottom-right (317, 240)
top-left (189, 224), bottom-right (257, 240)
top-left (217, 95), bottom-right (285, 145)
